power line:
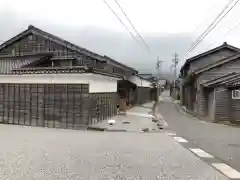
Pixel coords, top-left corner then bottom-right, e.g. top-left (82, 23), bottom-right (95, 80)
top-left (187, 0), bottom-right (238, 54)
top-left (103, 0), bottom-right (142, 46)
top-left (191, 2), bottom-right (219, 35)
top-left (114, 0), bottom-right (151, 53)
top-left (188, 0), bottom-right (235, 52)
top-left (206, 19), bottom-right (240, 50)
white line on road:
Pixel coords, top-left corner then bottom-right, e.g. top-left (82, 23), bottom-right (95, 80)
top-left (173, 137), bottom-right (188, 143)
top-left (166, 132), bottom-right (176, 136)
top-left (212, 163), bottom-right (240, 179)
top-left (189, 148), bottom-right (214, 158)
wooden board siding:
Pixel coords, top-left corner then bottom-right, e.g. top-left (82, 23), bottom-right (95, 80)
top-left (198, 87), bottom-right (207, 116)
top-left (0, 34), bottom-right (98, 68)
top-left (198, 57), bottom-right (240, 83)
top-left (0, 34), bottom-right (67, 56)
top-left (89, 92), bottom-right (117, 124)
top-left (196, 57), bottom-right (240, 117)
top-left (135, 87), bottom-right (151, 105)
top-left (0, 83), bottom-right (90, 129)
top-left (189, 48), bottom-right (236, 73)
top-left (215, 88), bottom-right (231, 121)
top-left (207, 89), bottom-right (214, 121)
top-left (230, 96), bottom-right (240, 121)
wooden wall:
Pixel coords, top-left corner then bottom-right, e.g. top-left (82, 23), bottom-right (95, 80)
top-left (0, 84), bottom-right (90, 129)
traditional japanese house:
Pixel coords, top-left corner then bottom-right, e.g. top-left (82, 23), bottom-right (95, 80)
top-left (0, 25), bottom-right (126, 129)
top-left (180, 42), bottom-right (240, 122)
top-left (0, 25), bottom-right (154, 129)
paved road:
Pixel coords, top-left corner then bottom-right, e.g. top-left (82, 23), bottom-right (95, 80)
top-left (90, 102), bottom-right (158, 132)
top-left (0, 124), bottom-right (226, 179)
top-left (158, 91), bottom-right (240, 176)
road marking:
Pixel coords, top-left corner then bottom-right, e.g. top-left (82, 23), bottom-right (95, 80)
top-left (189, 148), bottom-right (214, 158)
top-left (212, 163), bottom-right (240, 179)
top-left (166, 132), bottom-right (176, 136)
top-left (173, 137), bottom-right (188, 143)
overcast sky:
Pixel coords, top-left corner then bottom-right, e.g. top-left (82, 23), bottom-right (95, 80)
top-left (0, 0), bottom-right (239, 75)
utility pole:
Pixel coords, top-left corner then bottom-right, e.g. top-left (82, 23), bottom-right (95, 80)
top-left (172, 52), bottom-right (179, 99)
top-left (156, 57), bottom-right (163, 102)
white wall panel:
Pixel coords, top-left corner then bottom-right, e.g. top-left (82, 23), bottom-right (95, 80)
top-left (0, 73), bottom-right (119, 93)
top-left (128, 75), bottom-right (152, 88)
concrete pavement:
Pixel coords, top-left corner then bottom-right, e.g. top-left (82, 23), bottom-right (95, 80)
top-left (89, 102), bottom-right (159, 132)
top-left (158, 90), bottom-right (240, 179)
top-left (0, 124), bottom-right (227, 179)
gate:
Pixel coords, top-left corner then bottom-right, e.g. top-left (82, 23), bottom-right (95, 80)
top-left (0, 83), bottom-right (90, 129)
top-left (88, 92), bottom-right (117, 124)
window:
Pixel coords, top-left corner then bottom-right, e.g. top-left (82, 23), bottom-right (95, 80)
top-left (12, 48), bottom-right (15, 56)
top-left (28, 35), bottom-right (33, 40)
top-left (232, 90), bottom-right (240, 99)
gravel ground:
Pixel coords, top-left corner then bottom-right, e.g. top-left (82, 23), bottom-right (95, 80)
top-left (0, 124), bottom-right (227, 180)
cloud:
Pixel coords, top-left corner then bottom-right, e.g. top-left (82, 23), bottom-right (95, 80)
top-left (0, 10), bottom-right (195, 76)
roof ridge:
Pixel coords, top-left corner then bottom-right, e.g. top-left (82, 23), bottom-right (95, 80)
top-left (103, 55), bottom-right (137, 72)
top-left (194, 52), bottom-right (240, 75)
top-left (180, 42), bottom-right (240, 74)
top-left (0, 25), bottom-right (105, 62)
top-left (29, 25), bottom-right (106, 61)
top-left (201, 72), bottom-right (237, 85)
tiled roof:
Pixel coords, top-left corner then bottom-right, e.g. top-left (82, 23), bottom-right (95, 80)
top-left (201, 73), bottom-right (240, 87)
top-left (8, 66), bottom-right (123, 79)
top-left (103, 55), bottom-right (137, 73)
top-left (0, 56), bottom-right (42, 74)
top-left (0, 25), bottom-right (105, 62)
top-left (180, 42), bottom-right (240, 73)
top-left (194, 53), bottom-right (240, 75)
top-left (0, 25), bottom-right (137, 76)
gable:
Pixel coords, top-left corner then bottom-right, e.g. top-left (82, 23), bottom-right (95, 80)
top-left (0, 25), bottom-right (105, 62)
top-left (0, 33), bottom-right (75, 57)
top-left (198, 55), bottom-right (240, 84)
top-left (189, 48), bottom-right (237, 73)
top-left (180, 43), bottom-right (240, 77)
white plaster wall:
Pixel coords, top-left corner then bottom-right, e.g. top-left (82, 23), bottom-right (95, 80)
top-left (141, 79), bottom-right (152, 87)
top-left (128, 76), bottom-right (141, 86)
top-left (128, 75), bottom-right (152, 88)
top-left (0, 73), bottom-right (119, 93)
top-left (158, 79), bottom-right (166, 86)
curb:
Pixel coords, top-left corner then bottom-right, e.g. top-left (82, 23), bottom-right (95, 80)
top-left (87, 127), bottom-right (160, 133)
top-left (87, 127), bottom-right (106, 131)
top-left (87, 126), bottom-right (128, 132)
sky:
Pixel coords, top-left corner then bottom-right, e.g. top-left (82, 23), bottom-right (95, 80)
top-left (0, 0), bottom-right (239, 77)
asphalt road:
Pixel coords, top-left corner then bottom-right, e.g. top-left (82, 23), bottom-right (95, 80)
top-left (0, 124), bottom-right (226, 179)
top-left (158, 91), bottom-right (240, 174)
